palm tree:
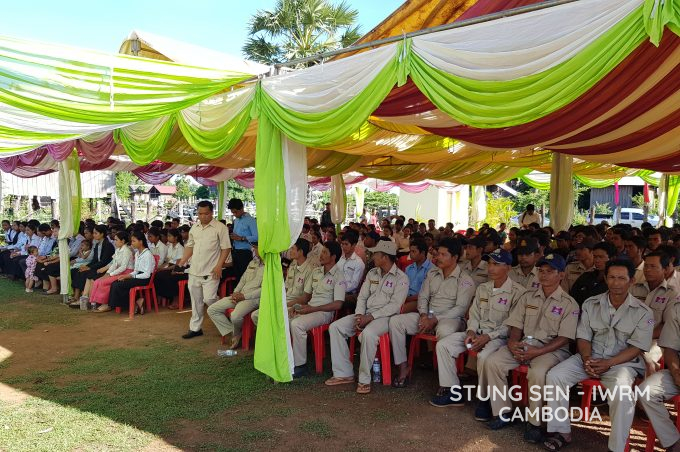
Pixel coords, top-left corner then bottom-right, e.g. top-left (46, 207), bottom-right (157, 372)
top-left (242, 0), bottom-right (362, 68)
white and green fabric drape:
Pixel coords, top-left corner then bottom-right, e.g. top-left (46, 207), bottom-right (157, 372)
top-left (57, 151), bottom-right (82, 297)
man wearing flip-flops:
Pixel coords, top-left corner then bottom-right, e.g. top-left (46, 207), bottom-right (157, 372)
top-left (325, 240), bottom-right (408, 394)
top-left (388, 237), bottom-right (475, 389)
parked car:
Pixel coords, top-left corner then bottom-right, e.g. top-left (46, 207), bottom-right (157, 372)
top-left (618, 208), bottom-right (659, 228)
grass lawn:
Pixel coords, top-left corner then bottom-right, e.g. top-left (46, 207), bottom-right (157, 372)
top-left (0, 279), bottom-right (649, 451)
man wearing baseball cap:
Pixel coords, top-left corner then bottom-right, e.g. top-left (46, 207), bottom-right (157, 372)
top-left (480, 253), bottom-right (579, 443)
top-left (509, 237), bottom-right (540, 290)
top-left (463, 236), bottom-right (489, 288)
top-left (326, 240), bottom-right (409, 394)
top-left (430, 249), bottom-right (525, 408)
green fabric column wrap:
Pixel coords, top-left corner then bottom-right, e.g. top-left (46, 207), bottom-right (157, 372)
top-left (217, 181), bottom-right (226, 221)
top-left (253, 113), bottom-right (292, 382)
top-left (667, 175), bottom-right (680, 218)
top-left (58, 150), bottom-right (81, 299)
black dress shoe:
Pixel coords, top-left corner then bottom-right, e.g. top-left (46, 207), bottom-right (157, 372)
top-left (292, 365), bottom-right (308, 379)
top-left (182, 329), bottom-right (203, 339)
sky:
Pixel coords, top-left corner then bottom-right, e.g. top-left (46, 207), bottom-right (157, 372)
top-left (0, 0), bottom-right (405, 57)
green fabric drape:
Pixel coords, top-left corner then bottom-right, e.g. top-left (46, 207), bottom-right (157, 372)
top-left (644, 0), bottom-right (680, 46)
top-left (176, 104), bottom-right (252, 160)
top-left (256, 45), bottom-right (403, 147)
top-left (217, 181), bottom-right (226, 221)
top-left (406, 6), bottom-right (647, 128)
top-left (115, 116), bottom-right (176, 165)
top-left (253, 114), bottom-right (292, 383)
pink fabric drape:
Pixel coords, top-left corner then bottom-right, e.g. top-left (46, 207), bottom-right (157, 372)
top-left (133, 162), bottom-right (174, 184)
top-left (78, 134), bottom-right (116, 164)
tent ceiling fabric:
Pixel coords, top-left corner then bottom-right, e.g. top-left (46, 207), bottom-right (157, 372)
top-left (2, 0), bottom-right (680, 185)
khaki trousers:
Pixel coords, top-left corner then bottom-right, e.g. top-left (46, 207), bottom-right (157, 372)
top-left (638, 370), bottom-right (680, 449)
top-left (435, 332), bottom-right (505, 388)
top-left (388, 312), bottom-right (463, 366)
top-left (187, 274), bottom-right (220, 332)
top-left (251, 308), bottom-right (260, 326)
top-left (290, 311), bottom-right (334, 366)
top-left (329, 314), bottom-right (390, 385)
top-left (546, 354), bottom-right (639, 452)
top-left (482, 345), bottom-right (569, 426)
top-left (207, 296), bottom-right (259, 338)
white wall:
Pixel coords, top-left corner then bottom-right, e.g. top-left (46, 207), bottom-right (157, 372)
top-left (399, 185), bottom-right (470, 229)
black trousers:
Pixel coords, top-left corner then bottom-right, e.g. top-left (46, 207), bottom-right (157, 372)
top-left (37, 261), bottom-right (61, 280)
top-left (108, 278), bottom-right (150, 309)
top-left (154, 270), bottom-right (188, 299)
top-left (231, 249), bottom-right (253, 285)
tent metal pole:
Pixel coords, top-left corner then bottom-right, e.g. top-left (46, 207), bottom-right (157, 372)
top-left (274, 0), bottom-right (580, 69)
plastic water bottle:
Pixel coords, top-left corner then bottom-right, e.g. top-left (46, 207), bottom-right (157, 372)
top-left (427, 309), bottom-right (434, 319)
top-left (523, 336), bottom-right (537, 367)
top-left (372, 358), bottom-right (381, 383)
top-left (217, 349), bottom-right (238, 357)
top-left (79, 297), bottom-right (88, 311)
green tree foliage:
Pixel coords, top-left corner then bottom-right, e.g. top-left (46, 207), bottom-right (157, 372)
top-left (632, 193), bottom-right (658, 216)
top-left (226, 179), bottom-right (255, 204)
top-left (115, 172), bottom-right (139, 201)
top-left (174, 176), bottom-right (194, 201)
top-left (195, 186), bottom-right (211, 199)
top-left (320, 190), bottom-right (398, 212)
top-left (483, 194), bottom-right (517, 228)
top-left (242, 0), bottom-right (362, 67)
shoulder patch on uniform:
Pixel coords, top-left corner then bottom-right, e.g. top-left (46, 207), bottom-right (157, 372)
top-left (461, 279), bottom-right (473, 288)
top-left (648, 318), bottom-right (656, 325)
top-left (572, 310), bottom-right (580, 317)
top-left (654, 296), bottom-right (667, 304)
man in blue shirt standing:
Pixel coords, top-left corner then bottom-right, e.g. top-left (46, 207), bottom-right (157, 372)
top-left (228, 198), bottom-right (258, 284)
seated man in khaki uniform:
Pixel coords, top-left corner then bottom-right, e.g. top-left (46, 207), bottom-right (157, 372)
top-left (252, 238), bottom-right (316, 326)
top-left (545, 259), bottom-right (653, 452)
top-left (630, 251), bottom-right (679, 374)
top-left (509, 237), bottom-right (540, 290)
top-left (430, 249), bottom-right (525, 407)
top-left (325, 240), bottom-right (408, 394)
top-left (462, 236), bottom-right (489, 287)
top-left (289, 241), bottom-right (346, 378)
top-left (207, 243), bottom-right (264, 349)
top-left (389, 237), bottom-right (475, 387)
top-left (561, 238), bottom-right (595, 293)
top-left (639, 295), bottom-right (680, 452)
top-left (479, 254), bottom-right (578, 444)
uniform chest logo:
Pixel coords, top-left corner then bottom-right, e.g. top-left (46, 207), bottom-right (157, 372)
top-left (654, 296), bottom-right (667, 304)
top-left (497, 298), bottom-right (508, 305)
top-left (551, 306), bottom-right (563, 316)
top-left (531, 282), bottom-right (540, 288)
top-left (297, 277), bottom-right (304, 284)
top-left (325, 278), bottom-right (333, 285)
top-left (384, 281), bottom-right (394, 288)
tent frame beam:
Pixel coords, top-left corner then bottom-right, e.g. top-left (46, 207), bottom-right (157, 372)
top-left (274, 0), bottom-right (580, 69)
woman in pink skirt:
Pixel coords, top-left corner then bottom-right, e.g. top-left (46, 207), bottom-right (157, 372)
top-left (86, 231), bottom-right (134, 312)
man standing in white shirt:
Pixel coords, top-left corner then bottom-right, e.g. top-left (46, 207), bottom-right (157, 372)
top-left (519, 204), bottom-right (542, 228)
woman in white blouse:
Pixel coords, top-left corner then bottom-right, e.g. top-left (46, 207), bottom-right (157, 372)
top-left (89, 231), bottom-right (135, 312)
top-left (154, 228), bottom-right (187, 309)
top-left (147, 227), bottom-right (168, 266)
top-left (107, 231), bottom-right (157, 315)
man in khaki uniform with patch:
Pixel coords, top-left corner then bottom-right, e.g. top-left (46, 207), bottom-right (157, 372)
top-left (479, 254), bottom-right (578, 443)
top-left (630, 251), bottom-right (679, 373)
top-left (429, 249), bottom-right (525, 407)
top-left (289, 241), bottom-right (346, 378)
top-left (207, 243), bottom-right (264, 349)
top-left (252, 238), bottom-right (316, 326)
top-left (462, 236), bottom-right (489, 287)
top-left (178, 200), bottom-right (232, 339)
top-left (546, 259), bottom-right (653, 452)
top-left (389, 237), bottom-right (475, 387)
top-left (325, 240), bottom-right (408, 394)
top-left (510, 237), bottom-right (540, 290)
top-left (561, 239), bottom-right (595, 293)
top-left (639, 296), bottom-right (680, 452)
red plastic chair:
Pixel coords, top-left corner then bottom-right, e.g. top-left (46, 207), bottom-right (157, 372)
top-left (219, 276), bottom-right (236, 298)
top-left (309, 311), bottom-right (339, 374)
top-left (348, 333), bottom-right (392, 386)
top-left (645, 395), bottom-right (680, 452)
top-left (511, 365), bottom-right (529, 407)
top-left (177, 279), bottom-right (189, 310)
top-left (580, 378), bottom-right (630, 452)
top-left (407, 333), bottom-right (439, 378)
top-left (220, 309), bottom-right (255, 350)
top-left (116, 255), bottom-right (160, 320)
top-left (396, 255), bottom-right (412, 272)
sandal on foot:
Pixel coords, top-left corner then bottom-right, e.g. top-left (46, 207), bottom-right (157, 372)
top-left (391, 375), bottom-right (410, 388)
top-left (543, 433), bottom-right (571, 451)
top-left (324, 376), bottom-right (354, 386)
top-left (356, 383), bottom-right (371, 394)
